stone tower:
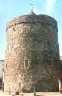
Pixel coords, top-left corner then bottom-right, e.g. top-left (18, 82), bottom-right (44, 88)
top-left (4, 13), bottom-right (59, 94)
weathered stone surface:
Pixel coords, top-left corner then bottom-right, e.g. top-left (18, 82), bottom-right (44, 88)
top-left (4, 14), bottom-right (59, 94)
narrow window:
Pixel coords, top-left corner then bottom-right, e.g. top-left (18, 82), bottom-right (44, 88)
top-left (24, 59), bottom-right (31, 70)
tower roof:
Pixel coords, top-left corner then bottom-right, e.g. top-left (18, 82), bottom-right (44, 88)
top-left (7, 14), bottom-right (57, 30)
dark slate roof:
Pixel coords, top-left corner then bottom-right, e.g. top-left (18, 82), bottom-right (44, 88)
top-left (6, 13), bottom-right (57, 29)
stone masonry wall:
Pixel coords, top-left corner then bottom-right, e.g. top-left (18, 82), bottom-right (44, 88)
top-left (4, 14), bottom-right (59, 94)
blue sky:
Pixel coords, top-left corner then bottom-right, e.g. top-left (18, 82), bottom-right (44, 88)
top-left (0, 0), bottom-right (62, 59)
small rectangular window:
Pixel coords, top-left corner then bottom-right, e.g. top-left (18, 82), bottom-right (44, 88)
top-left (24, 59), bottom-right (31, 69)
top-left (24, 59), bottom-right (28, 69)
top-left (25, 60), bottom-right (28, 65)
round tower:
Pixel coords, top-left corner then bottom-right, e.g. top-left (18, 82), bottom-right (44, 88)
top-left (4, 13), bottom-right (59, 94)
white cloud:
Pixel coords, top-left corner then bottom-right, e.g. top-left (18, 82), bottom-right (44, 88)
top-left (45, 0), bottom-right (56, 14)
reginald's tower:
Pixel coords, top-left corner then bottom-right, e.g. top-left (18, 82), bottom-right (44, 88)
top-left (4, 13), bottom-right (59, 94)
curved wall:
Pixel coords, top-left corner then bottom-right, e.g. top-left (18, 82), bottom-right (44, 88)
top-left (4, 14), bottom-right (59, 94)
